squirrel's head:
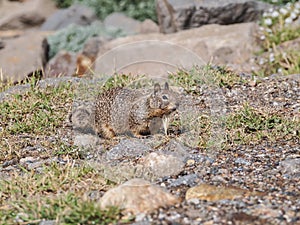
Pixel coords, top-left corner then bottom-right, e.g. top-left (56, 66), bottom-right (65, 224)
top-left (149, 82), bottom-right (179, 114)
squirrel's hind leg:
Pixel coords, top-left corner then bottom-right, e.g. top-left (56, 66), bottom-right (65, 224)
top-left (99, 124), bottom-right (116, 139)
top-left (132, 124), bottom-right (151, 138)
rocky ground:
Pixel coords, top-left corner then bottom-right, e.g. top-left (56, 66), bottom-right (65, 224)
top-left (0, 0), bottom-right (299, 224)
top-left (0, 71), bottom-right (299, 224)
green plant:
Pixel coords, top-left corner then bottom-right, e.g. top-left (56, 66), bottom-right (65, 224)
top-left (256, 1), bottom-right (300, 76)
top-left (169, 65), bottom-right (246, 94)
top-left (47, 23), bottom-right (126, 59)
top-left (226, 103), bottom-right (299, 145)
top-left (0, 164), bottom-right (124, 224)
top-left (53, 0), bottom-right (157, 22)
top-left (102, 73), bottom-right (153, 91)
top-left (0, 82), bottom-right (73, 135)
top-left (53, 0), bottom-right (73, 7)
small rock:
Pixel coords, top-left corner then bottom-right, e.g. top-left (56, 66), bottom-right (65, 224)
top-left (164, 140), bottom-right (190, 160)
top-left (186, 159), bottom-right (195, 166)
top-left (140, 152), bottom-right (185, 178)
top-left (235, 157), bottom-right (251, 165)
top-left (100, 178), bottom-right (180, 214)
top-left (19, 156), bottom-right (37, 165)
top-left (169, 174), bottom-right (200, 187)
top-left (39, 220), bottom-right (56, 225)
top-left (279, 158), bottom-right (300, 177)
top-left (73, 134), bottom-right (100, 149)
top-left (185, 183), bottom-right (254, 201)
top-left (105, 139), bottom-right (153, 161)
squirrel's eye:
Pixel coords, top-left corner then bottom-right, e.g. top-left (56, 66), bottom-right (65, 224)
top-left (162, 95), bottom-right (168, 100)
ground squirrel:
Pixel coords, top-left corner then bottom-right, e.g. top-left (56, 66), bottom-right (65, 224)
top-left (95, 82), bottom-right (178, 139)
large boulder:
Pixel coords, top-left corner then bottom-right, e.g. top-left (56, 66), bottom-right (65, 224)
top-left (93, 22), bottom-right (259, 78)
top-left (156, 0), bottom-right (271, 33)
top-left (0, 31), bottom-right (50, 82)
top-left (104, 12), bottom-right (159, 35)
top-left (104, 12), bottom-right (141, 35)
top-left (40, 4), bottom-right (98, 31)
top-left (0, 0), bottom-right (57, 30)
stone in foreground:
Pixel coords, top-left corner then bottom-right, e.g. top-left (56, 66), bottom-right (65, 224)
top-left (186, 183), bottom-right (263, 201)
top-left (100, 178), bottom-right (180, 214)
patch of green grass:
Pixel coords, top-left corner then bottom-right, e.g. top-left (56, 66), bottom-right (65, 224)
top-left (0, 164), bottom-right (124, 224)
top-left (0, 82), bottom-right (73, 135)
top-left (263, 49), bottom-right (300, 75)
top-left (175, 113), bottom-right (213, 149)
top-left (226, 103), bottom-right (299, 145)
top-left (102, 73), bottom-right (153, 91)
top-left (169, 65), bottom-right (247, 94)
top-left (176, 102), bottom-right (299, 149)
top-left (0, 81), bottom-right (76, 163)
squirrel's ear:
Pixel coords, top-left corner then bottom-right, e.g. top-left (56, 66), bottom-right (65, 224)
top-left (164, 82), bottom-right (169, 90)
top-left (154, 83), bottom-right (161, 94)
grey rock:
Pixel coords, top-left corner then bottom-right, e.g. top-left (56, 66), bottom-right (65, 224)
top-left (41, 4), bottom-right (98, 31)
top-left (73, 134), bottom-right (100, 149)
top-left (235, 157), bottom-right (251, 165)
top-left (279, 158), bottom-right (300, 178)
top-left (104, 12), bottom-right (140, 35)
top-left (156, 0), bottom-right (271, 33)
top-left (71, 103), bottom-right (95, 134)
top-left (44, 50), bottom-right (77, 78)
top-left (94, 22), bottom-right (259, 78)
top-left (169, 174), bottom-right (200, 187)
top-left (141, 151), bottom-right (185, 178)
top-left (139, 19), bottom-right (159, 34)
top-left (0, 31), bottom-right (48, 83)
top-left (103, 15), bottom-right (159, 35)
top-left (164, 140), bottom-right (190, 160)
top-left (105, 139), bottom-right (153, 161)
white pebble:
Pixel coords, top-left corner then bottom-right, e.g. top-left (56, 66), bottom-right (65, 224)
top-left (279, 8), bottom-right (289, 15)
top-left (285, 17), bottom-right (293, 24)
top-left (266, 28), bottom-right (272, 33)
top-left (259, 58), bottom-right (266, 65)
top-left (264, 18), bottom-right (273, 26)
top-left (263, 12), bottom-right (269, 17)
top-left (290, 12), bottom-right (297, 19)
top-left (260, 35), bottom-right (266, 40)
top-left (269, 53), bottom-right (275, 63)
top-left (271, 11), bottom-right (280, 18)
